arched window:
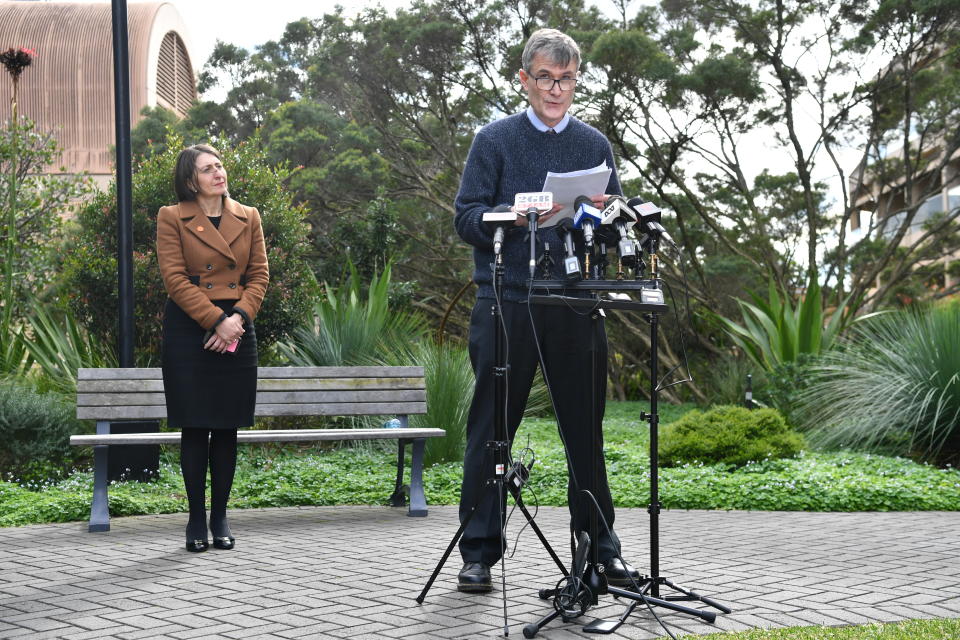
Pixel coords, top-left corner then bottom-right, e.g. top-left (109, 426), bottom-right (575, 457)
top-left (156, 31), bottom-right (194, 116)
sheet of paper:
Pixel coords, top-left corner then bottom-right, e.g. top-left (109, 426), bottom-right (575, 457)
top-left (539, 162), bottom-right (612, 227)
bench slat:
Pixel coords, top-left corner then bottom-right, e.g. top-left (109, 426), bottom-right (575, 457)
top-left (77, 406), bottom-right (168, 420)
top-left (71, 427), bottom-right (445, 446)
top-left (78, 389), bottom-right (427, 407)
top-left (78, 366), bottom-right (424, 381)
top-left (254, 402), bottom-right (427, 417)
top-left (257, 366), bottom-right (424, 379)
top-left (257, 377), bottom-right (424, 391)
top-left (78, 401), bottom-right (429, 421)
top-left (76, 376), bottom-right (426, 395)
top-left (78, 393), bottom-right (167, 407)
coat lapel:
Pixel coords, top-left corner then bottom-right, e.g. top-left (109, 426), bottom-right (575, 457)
top-left (219, 198), bottom-right (248, 248)
top-left (178, 199), bottom-right (245, 262)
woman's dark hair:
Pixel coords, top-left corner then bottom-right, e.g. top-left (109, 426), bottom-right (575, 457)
top-left (173, 144), bottom-right (223, 202)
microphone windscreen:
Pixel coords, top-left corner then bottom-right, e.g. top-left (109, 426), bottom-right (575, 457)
top-left (574, 194), bottom-right (594, 210)
top-left (491, 204), bottom-right (512, 212)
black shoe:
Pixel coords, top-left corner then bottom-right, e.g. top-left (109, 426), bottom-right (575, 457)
top-left (212, 536), bottom-right (235, 550)
top-left (186, 538), bottom-right (209, 553)
top-left (602, 558), bottom-right (641, 587)
top-left (457, 562), bottom-right (492, 593)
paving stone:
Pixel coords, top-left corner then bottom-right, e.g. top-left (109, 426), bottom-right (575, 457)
top-left (0, 507), bottom-right (958, 639)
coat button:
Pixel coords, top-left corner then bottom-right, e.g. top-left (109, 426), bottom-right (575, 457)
top-left (206, 283), bottom-right (213, 289)
top-left (228, 283), bottom-right (237, 289)
top-left (228, 264), bottom-right (236, 270)
top-left (206, 264), bottom-right (213, 270)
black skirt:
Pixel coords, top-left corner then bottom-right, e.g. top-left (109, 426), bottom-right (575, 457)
top-left (161, 298), bottom-right (258, 429)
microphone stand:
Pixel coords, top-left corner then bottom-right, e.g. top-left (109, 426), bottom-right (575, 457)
top-left (417, 218), bottom-right (568, 636)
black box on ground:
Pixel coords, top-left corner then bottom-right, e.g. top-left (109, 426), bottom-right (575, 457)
top-left (107, 421), bottom-right (160, 482)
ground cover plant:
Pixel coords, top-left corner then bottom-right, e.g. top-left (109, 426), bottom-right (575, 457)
top-left (709, 618), bottom-right (960, 640)
top-left (2, 402), bottom-right (959, 527)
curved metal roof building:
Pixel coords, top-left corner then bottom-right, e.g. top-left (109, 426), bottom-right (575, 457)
top-left (0, 1), bottom-right (196, 179)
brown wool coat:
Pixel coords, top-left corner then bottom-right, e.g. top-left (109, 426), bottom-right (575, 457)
top-left (156, 198), bottom-right (269, 329)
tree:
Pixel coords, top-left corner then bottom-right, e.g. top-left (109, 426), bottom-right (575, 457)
top-left (60, 131), bottom-right (319, 364)
top-left (0, 47), bottom-right (93, 374)
top-left (587, 0), bottom-right (960, 316)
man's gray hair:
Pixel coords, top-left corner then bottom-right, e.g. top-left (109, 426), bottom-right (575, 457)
top-left (521, 29), bottom-right (581, 73)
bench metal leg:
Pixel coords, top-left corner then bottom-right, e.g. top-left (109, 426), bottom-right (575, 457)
top-left (390, 438), bottom-right (409, 508)
top-left (89, 421), bottom-right (111, 532)
top-left (89, 444), bottom-right (110, 532)
top-left (407, 437), bottom-right (427, 517)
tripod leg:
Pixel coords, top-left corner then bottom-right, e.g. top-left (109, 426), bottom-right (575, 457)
top-left (607, 586), bottom-right (717, 623)
top-left (660, 578), bottom-right (732, 614)
top-left (523, 609), bottom-right (561, 638)
top-left (416, 478), bottom-right (494, 603)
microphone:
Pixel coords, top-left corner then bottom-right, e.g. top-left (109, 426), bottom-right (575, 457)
top-left (627, 197), bottom-right (676, 247)
top-left (573, 195), bottom-right (602, 248)
top-left (600, 196), bottom-right (638, 266)
top-left (555, 218), bottom-right (582, 281)
top-left (482, 205), bottom-right (516, 256)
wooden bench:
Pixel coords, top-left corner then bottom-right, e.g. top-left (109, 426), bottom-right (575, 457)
top-left (70, 366), bottom-right (445, 532)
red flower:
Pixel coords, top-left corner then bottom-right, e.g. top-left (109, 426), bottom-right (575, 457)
top-left (0, 47), bottom-right (34, 78)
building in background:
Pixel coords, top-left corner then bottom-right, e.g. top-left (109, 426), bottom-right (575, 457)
top-left (0, 1), bottom-right (196, 187)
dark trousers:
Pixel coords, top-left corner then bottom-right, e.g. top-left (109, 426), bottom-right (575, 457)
top-left (458, 298), bottom-right (620, 566)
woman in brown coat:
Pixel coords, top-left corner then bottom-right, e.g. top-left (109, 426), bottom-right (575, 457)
top-left (156, 144), bottom-right (269, 552)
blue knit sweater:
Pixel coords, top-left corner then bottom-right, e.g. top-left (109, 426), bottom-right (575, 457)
top-left (454, 112), bottom-right (622, 301)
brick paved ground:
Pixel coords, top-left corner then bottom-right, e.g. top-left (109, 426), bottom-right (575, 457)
top-left (1, 506), bottom-right (958, 639)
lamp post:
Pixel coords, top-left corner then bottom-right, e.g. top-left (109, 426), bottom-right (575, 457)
top-left (111, 0), bottom-right (134, 367)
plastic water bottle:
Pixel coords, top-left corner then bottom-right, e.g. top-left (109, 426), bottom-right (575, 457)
top-left (383, 418), bottom-right (402, 429)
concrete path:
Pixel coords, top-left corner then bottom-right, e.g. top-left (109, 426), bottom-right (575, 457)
top-left (1, 506), bottom-right (958, 639)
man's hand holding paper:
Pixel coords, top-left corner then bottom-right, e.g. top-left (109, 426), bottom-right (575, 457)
top-left (538, 162), bottom-right (613, 227)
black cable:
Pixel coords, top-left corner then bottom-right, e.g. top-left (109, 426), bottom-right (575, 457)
top-left (491, 259), bottom-right (515, 470)
top-left (579, 488), bottom-right (678, 640)
top-left (651, 247), bottom-right (694, 393)
top-left (525, 277), bottom-right (585, 500)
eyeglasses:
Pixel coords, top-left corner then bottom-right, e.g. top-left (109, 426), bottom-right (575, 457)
top-left (533, 76), bottom-right (578, 92)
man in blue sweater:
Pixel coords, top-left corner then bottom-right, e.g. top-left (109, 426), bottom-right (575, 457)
top-left (453, 28), bottom-right (640, 593)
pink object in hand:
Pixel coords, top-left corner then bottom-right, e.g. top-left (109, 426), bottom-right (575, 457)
top-left (225, 339), bottom-right (239, 353)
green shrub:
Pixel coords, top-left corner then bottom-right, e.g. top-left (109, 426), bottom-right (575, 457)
top-left (659, 404), bottom-right (805, 467)
top-left (0, 380), bottom-right (88, 482)
top-left (796, 302), bottom-right (960, 465)
top-left (59, 130), bottom-right (318, 365)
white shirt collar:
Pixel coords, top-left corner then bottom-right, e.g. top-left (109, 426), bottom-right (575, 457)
top-left (526, 106), bottom-right (570, 133)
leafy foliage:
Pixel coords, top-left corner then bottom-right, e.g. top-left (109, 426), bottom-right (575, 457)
top-left (796, 302), bottom-right (960, 465)
top-left (277, 263), bottom-right (427, 367)
top-left (716, 274), bottom-right (858, 370)
top-left (4, 403), bottom-right (960, 526)
top-left (659, 405), bottom-right (805, 468)
top-left (59, 130), bottom-right (318, 364)
top-left (21, 304), bottom-right (118, 394)
top-left (409, 340), bottom-right (473, 466)
top-left (0, 119), bottom-right (92, 315)
top-left (0, 380), bottom-right (88, 483)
